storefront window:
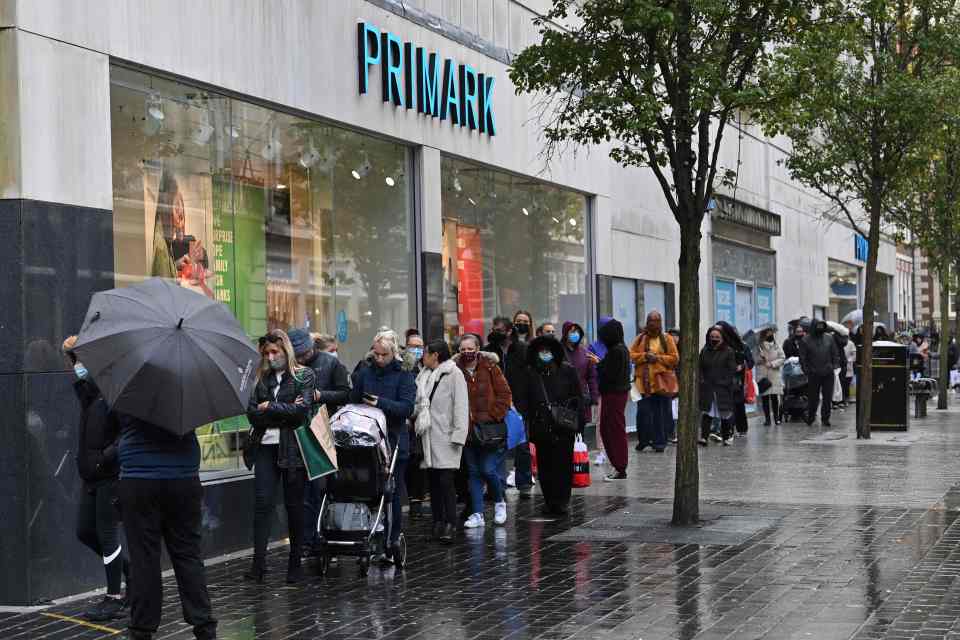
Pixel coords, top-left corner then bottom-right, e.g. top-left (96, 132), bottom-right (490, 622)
top-left (828, 259), bottom-right (860, 322)
top-left (440, 157), bottom-right (588, 341)
top-left (110, 67), bottom-right (414, 473)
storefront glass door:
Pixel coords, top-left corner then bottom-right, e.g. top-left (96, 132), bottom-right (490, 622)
top-left (736, 284), bottom-right (755, 333)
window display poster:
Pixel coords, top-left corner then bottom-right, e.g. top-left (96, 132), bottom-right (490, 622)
top-left (715, 279), bottom-right (736, 325)
top-left (756, 287), bottom-right (774, 326)
top-left (457, 225), bottom-right (485, 337)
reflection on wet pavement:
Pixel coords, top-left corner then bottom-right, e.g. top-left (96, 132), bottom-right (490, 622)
top-left (11, 406), bottom-right (960, 639)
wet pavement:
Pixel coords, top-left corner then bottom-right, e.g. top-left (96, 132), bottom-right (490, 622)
top-left (9, 402), bottom-right (960, 639)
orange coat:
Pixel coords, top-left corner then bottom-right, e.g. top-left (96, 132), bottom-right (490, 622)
top-left (629, 333), bottom-right (679, 396)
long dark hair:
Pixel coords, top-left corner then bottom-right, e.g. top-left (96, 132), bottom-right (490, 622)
top-left (714, 321), bottom-right (744, 352)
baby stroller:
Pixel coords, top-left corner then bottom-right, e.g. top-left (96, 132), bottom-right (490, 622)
top-left (781, 359), bottom-right (808, 422)
top-left (315, 404), bottom-right (407, 577)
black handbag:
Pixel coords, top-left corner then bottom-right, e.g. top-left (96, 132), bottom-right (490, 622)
top-left (538, 377), bottom-right (579, 435)
top-left (472, 422), bottom-right (507, 449)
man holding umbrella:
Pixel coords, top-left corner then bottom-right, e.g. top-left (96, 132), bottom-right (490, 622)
top-left (74, 279), bottom-right (260, 640)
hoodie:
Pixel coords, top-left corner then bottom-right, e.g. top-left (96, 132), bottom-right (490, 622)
top-left (562, 322), bottom-right (600, 411)
top-left (597, 319), bottom-right (631, 394)
top-left (589, 316), bottom-right (614, 360)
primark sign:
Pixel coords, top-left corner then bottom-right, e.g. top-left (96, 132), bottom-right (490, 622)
top-left (357, 21), bottom-right (496, 137)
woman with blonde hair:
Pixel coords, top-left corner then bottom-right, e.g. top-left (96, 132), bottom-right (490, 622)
top-left (245, 329), bottom-right (316, 584)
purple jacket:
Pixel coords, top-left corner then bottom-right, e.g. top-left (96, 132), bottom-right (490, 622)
top-left (562, 322), bottom-right (599, 420)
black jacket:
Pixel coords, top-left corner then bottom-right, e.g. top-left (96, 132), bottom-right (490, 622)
top-left (247, 368), bottom-right (316, 469)
top-left (699, 345), bottom-right (738, 415)
top-left (511, 336), bottom-right (584, 440)
top-left (482, 339), bottom-right (528, 393)
top-left (302, 351), bottom-right (350, 414)
top-left (73, 379), bottom-right (121, 484)
top-left (783, 337), bottom-right (802, 360)
top-left (799, 332), bottom-right (843, 377)
top-left (596, 319), bottom-right (631, 394)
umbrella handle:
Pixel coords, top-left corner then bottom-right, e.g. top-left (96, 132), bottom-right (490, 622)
top-left (177, 318), bottom-right (184, 329)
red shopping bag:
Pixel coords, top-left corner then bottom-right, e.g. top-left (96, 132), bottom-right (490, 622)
top-left (530, 442), bottom-right (538, 475)
top-left (744, 368), bottom-right (757, 404)
top-left (572, 436), bottom-right (591, 488)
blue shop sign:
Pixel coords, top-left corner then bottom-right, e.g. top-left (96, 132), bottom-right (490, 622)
top-left (854, 234), bottom-right (869, 262)
top-left (357, 21), bottom-right (496, 136)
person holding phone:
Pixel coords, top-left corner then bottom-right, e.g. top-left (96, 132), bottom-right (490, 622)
top-left (350, 328), bottom-right (417, 560)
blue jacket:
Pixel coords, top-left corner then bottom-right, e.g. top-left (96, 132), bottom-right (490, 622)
top-left (117, 414), bottom-right (200, 480)
top-left (350, 359), bottom-right (416, 459)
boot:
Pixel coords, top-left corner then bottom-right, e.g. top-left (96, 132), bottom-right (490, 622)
top-left (431, 522), bottom-right (443, 541)
top-left (244, 557), bottom-right (266, 584)
top-left (439, 523), bottom-right (455, 544)
top-left (286, 552), bottom-right (303, 584)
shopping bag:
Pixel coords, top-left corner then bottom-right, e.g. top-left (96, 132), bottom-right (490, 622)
top-left (744, 368), bottom-right (757, 404)
top-left (951, 369), bottom-right (960, 388)
top-left (572, 436), bottom-right (591, 488)
top-left (295, 405), bottom-right (337, 481)
top-left (505, 407), bottom-right (526, 450)
top-left (529, 442), bottom-right (538, 476)
top-left (832, 370), bottom-right (843, 403)
top-left (671, 397), bottom-right (679, 421)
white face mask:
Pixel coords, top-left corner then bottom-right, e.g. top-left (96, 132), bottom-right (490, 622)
top-left (329, 351), bottom-right (339, 360)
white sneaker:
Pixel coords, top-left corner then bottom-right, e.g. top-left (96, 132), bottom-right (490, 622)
top-left (464, 513), bottom-right (485, 529)
top-left (506, 470), bottom-right (516, 488)
top-left (594, 452), bottom-right (607, 465)
top-left (494, 502), bottom-right (507, 525)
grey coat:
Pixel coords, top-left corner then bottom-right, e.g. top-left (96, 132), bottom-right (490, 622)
top-left (413, 359), bottom-right (469, 470)
top-left (755, 340), bottom-right (785, 396)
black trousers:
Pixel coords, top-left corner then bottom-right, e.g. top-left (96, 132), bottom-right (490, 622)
top-left (761, 395), bottom-right (780, 423)
top-left (734, 401), bottom-right (749, 434)
top-left (840, 376), bottom-right (852, 404)
top-left (531, 432), bottom-right (574, 511)
top-left (253, 444), bottom-right (306, 565)
top-left (807, 373), bottom-right (834, 422)
top-left (76, 480), bottom-right (126, 595)
top-left (700, 414), bottom-right (733, 440)
top-left (428, 469), bottom-right (457, 526)
top-left (119, 477), bottom-right (215, 640)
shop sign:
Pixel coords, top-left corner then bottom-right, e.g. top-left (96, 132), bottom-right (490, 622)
top-left (713, 195), bottom-right (781, 236)
top-left (357, 21), bottom-right (496, 136)
top-left (854, 234), bottom-right (869, 262)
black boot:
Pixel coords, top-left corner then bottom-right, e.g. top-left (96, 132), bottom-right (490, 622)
top-left (286, 552), bottom-right (303, 584)
top-left (244, 557), bottom-right (266, 584)
top-left (439, 523), bottom-right (455, 544)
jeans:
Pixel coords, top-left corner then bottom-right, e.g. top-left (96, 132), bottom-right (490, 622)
top-left (253, 444), bottom-right (307, 565)
top-left (76, 480), bottom-right (126, 595)
top-left (119, 478), bottom-right (216, 640)
top-left (637, 395), bottom-right (671, 449)
top-left (513, 442), bottom-right (533, 490)
top-left (463, 445), bottom-right (505, 515)
top-left (428, 469), bottom-right (457, 526)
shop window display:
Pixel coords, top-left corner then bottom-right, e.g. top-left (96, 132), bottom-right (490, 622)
top-left (110, 67), bottom-right (414, 473)
top-left (440, 157), bottom-right (588, 341)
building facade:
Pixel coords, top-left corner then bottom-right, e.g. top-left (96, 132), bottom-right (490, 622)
top-left (0, 0), bottom-right (900, 604)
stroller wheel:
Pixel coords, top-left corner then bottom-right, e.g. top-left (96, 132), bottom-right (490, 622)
top-left (393, 533), bottom-right (407, 571)
top-left (359, 555), bottom-right (370, 577)
top-left (318, 553), bottom-right (330, 577)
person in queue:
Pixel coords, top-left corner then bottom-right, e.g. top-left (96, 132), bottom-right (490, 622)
top-left (513, 310), bottom-right (534, 344)
top-left (512, 336), bottom-right (583, 516)
top-left (699, 326), bottom-right (738, 446)
top-left (287, 328), bottom-right (350, 556)
top-left (414, 340), bottom-right (469, 543)
top-left (756, 327), bottom-right (785, 426)
top-left (799, 319), bottom-right (842, 427)
top-left (402, 329), bottom-right (429, 517)
top-left (715, 321), bottom-right (753, 437)
top-left (596, 319), bottom-right (631, 481)
top-left (350, 328), bottom-right (417, 560)
top-left (456, 334), bottom-right (513, 528)
top-left (783, 323), bottom-right (806, 359)
top-left (63, 336), bottom-right (128, 622)
top-left (630, 311), bottom-right (679, 452)
top-left (312, 332), bottom-right (339, 357)
top-left (536, 322), bottom-right (557, 338)
top-left (245, 330), bottom-right (316, 584)
top-left (561, 321), bottom-right (599, 428)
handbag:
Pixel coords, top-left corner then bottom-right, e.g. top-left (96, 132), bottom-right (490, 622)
top-left (538, 376), bottom-right (579, 435)
top-left (655, 370), bottom-right (679, 397)
top-left (242, 426), bottom-right (258, 471)
top-left (472, 421), bottom-right (507, 450)
top-left (758, 377), bottom-right (772, 394)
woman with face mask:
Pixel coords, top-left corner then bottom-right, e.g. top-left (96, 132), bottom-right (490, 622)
top-left (512, 336), bottom-right (584, 516)
top-left (562, 322), bottom-right (600, 425)
top-left (699, 327), bottom-right (738, 446)
top-left (245, 330), bottom-right (316, 584)
top-left (756, 329), bottom-right (785, 425)
top-left (512, 310), bottom-right (534, 344)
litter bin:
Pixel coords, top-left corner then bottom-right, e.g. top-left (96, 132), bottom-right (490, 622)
top-left (856, 341), bottom-right (909, 432)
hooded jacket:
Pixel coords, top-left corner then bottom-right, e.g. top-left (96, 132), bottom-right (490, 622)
top-left (512, 336), bottom-right (584, 439)
top-left (699, 336), bottom-right (738, 415)
top-left (597, 319), bottom-right (631, 394)
top-left (589, 316), bottom-right (614, 360)
top-left (414, 358), bottom-right (469, 469)
top-left (456, 350), bottom-right (512, 428)
top-left (562, 322), bottom-right (600, 414)
top-left (799, 326), bottom-right (843, 377)
top-left (301, 350), bottom-right (350, 414)
top-left (73, 378), bottom-right (121, 484)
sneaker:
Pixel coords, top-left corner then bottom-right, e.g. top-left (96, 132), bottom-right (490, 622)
top-left (709, 433), bottom-right (722, 442)
top-left (594, 452), bottom-right (607, 465)
top-left (735, 432), bottom-right (746, 438)
top-left (698, 438), bottom-right (708, 447)
top-left (822, 419), bottom-right (831, 427)
top-left (85, 596), bottom-right (126, 622)
top-left (463, 513), bottom-right (485, 529)
top-left (668, 437), bottom-right (678, 445)
top-left (722, 438), bottom-right (731, 446)
top-left (506, 470), bottom-right (516, 488)
top-left (494, 502), bottom-right (507, 525)
top-left (603, 471), bottom-right (627, 482)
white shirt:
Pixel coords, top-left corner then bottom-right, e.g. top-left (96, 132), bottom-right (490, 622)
top-left (260, 372), bottom-right (284, 445)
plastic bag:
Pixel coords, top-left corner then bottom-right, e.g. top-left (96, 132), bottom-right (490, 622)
top-left (832, 369), bottom-right (843, 402)
top-left (572, 436), bottom-right (591, 488)
top-left (744, 368), bottom-right (757, 404)
top-left (506, 407), bottom-right (526, 450)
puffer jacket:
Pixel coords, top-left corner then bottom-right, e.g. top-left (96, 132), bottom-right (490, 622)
top-left (73, 378), bottom-right (121, 484)
top-left (247, 367), bottom-right (316, 469)
top-left (512, 336), bottom-right (584, 440)
top-left (350, 358), bottom-right (417, 459)
top-left (456, 351), bottom-right (512, 427)
top-left (414, 359), bottom-right (470, 469)
top-left (799, 332), bottom-right (842, 377)
top-left (699, 345), bottom-right (738, 415)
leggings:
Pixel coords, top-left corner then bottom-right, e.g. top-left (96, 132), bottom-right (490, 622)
top-left (76, 480), bottom-right (126, 595)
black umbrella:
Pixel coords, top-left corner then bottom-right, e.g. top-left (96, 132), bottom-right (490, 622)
top-left (73, 278), bottom-right (260, 436)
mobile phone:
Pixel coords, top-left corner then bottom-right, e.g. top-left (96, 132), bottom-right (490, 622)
top-left (363, 392), bottom-right (376, 401)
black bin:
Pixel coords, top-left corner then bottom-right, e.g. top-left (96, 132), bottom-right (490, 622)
top-left (857, 342), bottom-right (909, 431)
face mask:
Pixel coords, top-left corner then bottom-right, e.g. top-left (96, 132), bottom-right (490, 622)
top-left (710, 338), bottom-right (722, 347)
top-left (568, 331), bottom-right (581, 344)
top-left (408, 347), bottom-right (424, 361)
top-left (74, 363), bottom-right (88, 379)
top-left (538, 350), bottom-right (554, 364)
top-left (764, 335), bottom-right (775, 343)
top-left (516, 324), bottom-right (530, 336)
top-left (461, 351), bottom-right (478, 364)
top-left (268, 355), bottom-right (287, 371)
top-left (330, 351), bottom-right (339, 360)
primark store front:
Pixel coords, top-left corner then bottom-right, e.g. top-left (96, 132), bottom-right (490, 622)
top-left (0, 1), bottom-right (599, 603)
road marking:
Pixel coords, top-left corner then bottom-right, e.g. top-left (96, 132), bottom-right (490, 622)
top-left (40, 612), bottom-right (122, 635)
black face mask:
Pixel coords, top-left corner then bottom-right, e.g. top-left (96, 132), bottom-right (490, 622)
top-left (710, 338), bottom-right (722, 348)
top-left (764, 335), bottom-right (775, 343)
top-left (814, 323), bottom-right (826, 335)
top-left (515, 323), bottom-right (530, 336)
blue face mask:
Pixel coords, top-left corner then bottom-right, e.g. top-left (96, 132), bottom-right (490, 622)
top-left (538, 350), bottom-right (554, 364)
top-left (74, 363), bottom-right (88, 379)
top-left (408, 347), bottom-right (424, 361)
top-left (568, 331), bottom-right (581, 344)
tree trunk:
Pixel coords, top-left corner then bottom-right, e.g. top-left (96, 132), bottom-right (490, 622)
top-left (672, 216), bottom-right (703, 526)
top-left (857, 205), bottom-right (882, 439)
top-left (938, 267), bottom-right (950, 409)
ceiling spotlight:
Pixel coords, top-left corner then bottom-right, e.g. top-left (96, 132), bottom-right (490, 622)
top-left (191, 122), bottom-right (214, 145)
top-left (552, 216), bottom-right (560, 224)
top-left (569, 218), bottom-right (578, 226)
top-left (261, 137), bottom-right (283, 162)
top-left (352, 153), bottom-right (371, 180)
top-left (453, 177), bottom-right (463, 192)
top-left (223, 125), bottom-right (240, 139)
top-left (385, 176), bottom-right (396, 187)
top-left (146, 92), bottom-right (164, 121)
top-left (468, 197), bottom-right (477, 206)
top-left (299, 143), bottom-right (320, 169)
top-left (276, 182), bottom-right (287, 190)
top-left (522, 207), bottom-right (530, 216)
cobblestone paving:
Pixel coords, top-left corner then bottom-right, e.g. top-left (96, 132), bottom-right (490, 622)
top-left (8, 405), bottom-right (960, 639)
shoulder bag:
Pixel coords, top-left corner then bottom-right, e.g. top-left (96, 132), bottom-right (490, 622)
top-left (538, 375), bottom-right (579, 435)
